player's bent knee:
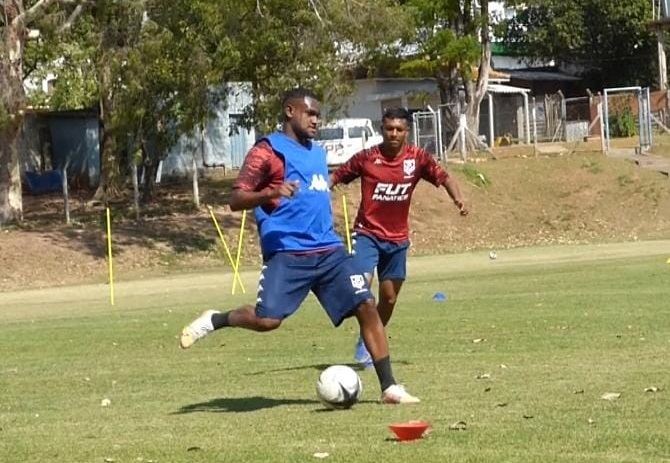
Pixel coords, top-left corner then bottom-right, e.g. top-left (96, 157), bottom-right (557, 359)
top-left (256, 317), bottom-right (282, 332)
top-left (354, 299), bottom-right (379, 320)
top-left (382, 295), bottom-right (398, 307)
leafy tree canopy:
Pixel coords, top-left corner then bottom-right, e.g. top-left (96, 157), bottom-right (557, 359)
top-left (500, 0), bottom-right (657, 88)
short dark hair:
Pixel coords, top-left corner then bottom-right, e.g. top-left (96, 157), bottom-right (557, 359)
top-left (281, 87), bottom-right (318, 109)
top-left (382, 106), bottom-right (411, 123)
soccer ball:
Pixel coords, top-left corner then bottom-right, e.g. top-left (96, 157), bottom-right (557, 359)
top-left (316, 365), bottom-right (362, 409)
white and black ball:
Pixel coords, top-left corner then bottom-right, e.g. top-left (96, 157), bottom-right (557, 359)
top-left (316, 365), bottom-right (362, 409)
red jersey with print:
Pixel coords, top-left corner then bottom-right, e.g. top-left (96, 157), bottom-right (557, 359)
top-left (331, 144), bottom-right (449, 242)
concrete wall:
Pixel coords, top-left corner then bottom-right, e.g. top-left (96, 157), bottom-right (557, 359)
top-left (335, 79), bottom-right (441, 127)
top-left (162, 82), bottom-right (256, 176)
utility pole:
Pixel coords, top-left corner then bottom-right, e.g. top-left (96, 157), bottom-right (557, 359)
top-left (658, 33), bottom-right (667, 90)
top-left (654, 0), bottom-right (669, 90)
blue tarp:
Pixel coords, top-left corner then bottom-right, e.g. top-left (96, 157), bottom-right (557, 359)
top-left (24, 170), bottom-right (62, 194)
top-left (48, 116), bottom-right (100, 186)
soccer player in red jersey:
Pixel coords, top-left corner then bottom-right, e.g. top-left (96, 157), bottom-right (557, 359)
top-left (330, 106), bottom-right (469, 367)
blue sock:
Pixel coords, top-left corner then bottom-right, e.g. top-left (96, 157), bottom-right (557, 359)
top-left (354, 336), bottom-right (371, 362)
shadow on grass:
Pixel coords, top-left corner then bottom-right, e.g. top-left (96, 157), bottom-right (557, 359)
top-left (175, 396), bottom-right (383, 414)
top-left (247, 360), bottom-right (411, 376)
top-left (175, 396), bottom-right (320, 413)
top-left (312, 399), bottom-right (381, 412)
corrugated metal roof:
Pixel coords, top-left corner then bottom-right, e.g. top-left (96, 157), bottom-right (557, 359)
top-left (505, 70), bottom-right (581, 82)
top-left (487, 83), bottom-right (531, 94)
top-left (362, 82), bottom-right (531, 99)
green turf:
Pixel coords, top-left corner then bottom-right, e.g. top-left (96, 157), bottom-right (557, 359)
top-left (1, 242), bottom-right (669, 463)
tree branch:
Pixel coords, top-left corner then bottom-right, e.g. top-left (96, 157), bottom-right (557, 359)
top-left (11, 0), bottom-right (83, 28)
top-left (11, 0), bottom-right (55, 28)
top-left (57, 3), bottom-right (85, 33)
top-left (308, 0), bottom-right (324, 24)
top-left (23, 60), bottom-right (37, 79)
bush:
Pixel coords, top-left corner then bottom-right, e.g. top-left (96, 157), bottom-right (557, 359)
top-left (457, 164), bottom-right (490, 188)
top-left (609, 106), bottom-right (638, 138)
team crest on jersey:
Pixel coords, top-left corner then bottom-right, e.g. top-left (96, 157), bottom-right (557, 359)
top-left (403, 159), bottom-right (415, 178)
top-left (350, 274), bottom-right (366, 293)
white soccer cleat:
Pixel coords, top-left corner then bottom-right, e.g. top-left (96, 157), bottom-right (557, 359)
top-left (382, 384), bottom-right (421, 404)
top-left (179, 310), bottom-right (217, 349)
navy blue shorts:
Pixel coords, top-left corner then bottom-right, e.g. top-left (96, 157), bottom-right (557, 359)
top-left (255, 247), bottom-right (373, 326)
top-left (352, 233), bottom-right (410, 281)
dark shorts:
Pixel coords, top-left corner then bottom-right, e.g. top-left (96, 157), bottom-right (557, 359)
top-left (255, 247), bottom-right (373, 326)
top-left (352, 233), bottom-right (410, 281)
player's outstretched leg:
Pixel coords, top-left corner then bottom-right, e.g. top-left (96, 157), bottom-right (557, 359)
top-left (179, 305), bottom-right (280, 349)
top-left (180, 309), bottom-right (217, 349)
top-left (354, 300), bottom-right (420, 404)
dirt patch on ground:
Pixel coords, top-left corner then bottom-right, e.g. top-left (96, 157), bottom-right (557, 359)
top-left (2, 151), bottom-right (669, 292)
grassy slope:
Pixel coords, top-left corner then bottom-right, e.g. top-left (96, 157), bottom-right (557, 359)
top-left (1, 148), bottom-right (670, 292)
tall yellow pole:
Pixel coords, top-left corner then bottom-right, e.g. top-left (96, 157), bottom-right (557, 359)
top-left (232, 210), bottom-right (247, 294)
top-left (342, 195), bottom-right (352, 254)
top-left (207, 206), bottom-right (245, 293)
top-left (106, 207), bottom-right (115, 306)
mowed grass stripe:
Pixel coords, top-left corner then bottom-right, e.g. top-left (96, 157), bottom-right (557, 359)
top-left (0, 242), bottom-right (669, 463)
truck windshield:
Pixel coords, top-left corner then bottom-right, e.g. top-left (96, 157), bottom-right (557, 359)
top-left (347, 126), bottom-right (367, 138)
top-left (316, 127), bottom-right (344, 140)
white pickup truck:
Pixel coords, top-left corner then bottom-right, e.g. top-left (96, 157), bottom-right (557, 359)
top-left (314, 118), bottom-right (383, 166)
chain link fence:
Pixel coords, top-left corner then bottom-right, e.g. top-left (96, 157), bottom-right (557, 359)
top-left (409, 87), bottom-right (664, 158)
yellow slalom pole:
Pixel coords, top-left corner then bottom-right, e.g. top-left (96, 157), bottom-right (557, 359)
top-left (106, 207), bottom-right (115, 306)
top-left (232, 210), bottom-right (247, 295)
top-left (342, 195), bottom-right (352, 254)
top-left (207, 206), bottom-right (245, 293)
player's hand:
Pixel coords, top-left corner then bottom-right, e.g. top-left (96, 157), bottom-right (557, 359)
top-left (271, 180), bottom-right (300, 199)
top-left (455, 200), bottom-right (468, 216)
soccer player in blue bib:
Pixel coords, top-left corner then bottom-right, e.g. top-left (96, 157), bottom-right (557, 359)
top-left (179, 88), bottom-right (419, 404)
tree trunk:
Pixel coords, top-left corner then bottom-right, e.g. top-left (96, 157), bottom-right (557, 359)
top-left (94, 61), bottom-right (122, 202)
top-left (140, 140), bottom-right (157, 204)
top-left (463, 0), bottom-right (491, 150)
top-left (95, 114), bottom-right (122, 201)
top-left (0, 2), bottom-right (26, 226)
top-left (435, 66), bottom-right (461, 140)
top-left (0, 126), bottom-right (23, 226)
top-left (436, 65), bottom-right (460, 104)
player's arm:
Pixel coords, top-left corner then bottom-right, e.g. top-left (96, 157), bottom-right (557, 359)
top-left (418, 148), bottom-right (469, 216)
top-left (229, 142), bottom-right (299, 211)
top-left (329, 149), bottom-right (366, 188)
top-left (443, 175), bottom-right (468, 216)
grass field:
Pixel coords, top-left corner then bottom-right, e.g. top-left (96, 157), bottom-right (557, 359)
top-left (1, 241), bottom-right (669, 463)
